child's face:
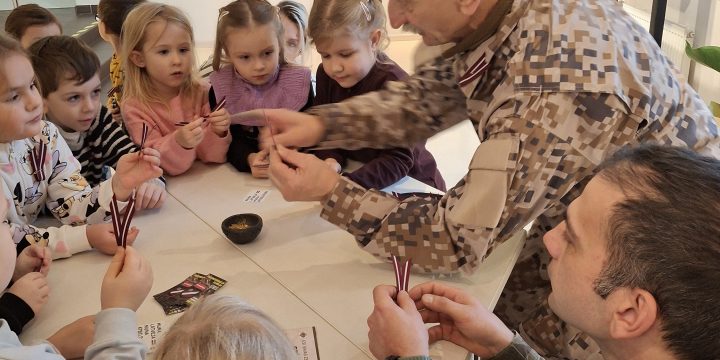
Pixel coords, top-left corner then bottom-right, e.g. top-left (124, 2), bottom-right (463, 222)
top-left (131, 20), bottom-right (193, 97)
top-left (44, 72), bottom-right (102, 133)
top-left (20, 23), bottom-right (62, 49)
top-left (316, 32), bottom-right (379, 89)
top-left (0, 198), bottom-right (15, 290)
top-left (225, 24), bottom-right (281, 86)
top-left (280, 14), bottom-right (302, 64)
top-left (0, 54), bottom-right (44, 143)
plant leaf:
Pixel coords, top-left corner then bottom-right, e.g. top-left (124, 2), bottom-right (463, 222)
top-left (711, 101), bottom-right (720, 118)
top-left (686, 42), bottom-right (720, 73)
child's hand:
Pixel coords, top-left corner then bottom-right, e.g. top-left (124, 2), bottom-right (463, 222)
top-left (175, 118), bottom-right (205, 149)
top-left (87, 223), bottom-right (138, 255)
top-left (8, 272), bottom-right (49, 315)
top-left (112, 148), bottom-right (163, 201)
top-left (248, 150), bottom-right (270, 178)
top-left (206, 108), bottom-right (230, 137)
top-left (101, 247), bottom-right (153, 311)
top-left (47, 315), bottom-right (95, 359)
top-left (136, 180), bottom-right (166, 210)
top-left (13, 244), bottom-right (51, 280)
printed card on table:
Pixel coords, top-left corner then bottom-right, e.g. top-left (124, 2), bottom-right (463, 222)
top-left (137, 321), bottom-right (166, 353)
top-left (243, 189), bottom-right (271, 203)
top-left (285, 326), bottom-right (320, 360)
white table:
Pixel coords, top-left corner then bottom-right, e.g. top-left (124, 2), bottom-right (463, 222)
top-left (166, 163), bottom-right (526, 359)
top-left (18, 194), bottom-right (367, 359)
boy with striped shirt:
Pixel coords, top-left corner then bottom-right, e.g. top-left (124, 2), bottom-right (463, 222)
top-left (29, 35), bottom-right (165, 209)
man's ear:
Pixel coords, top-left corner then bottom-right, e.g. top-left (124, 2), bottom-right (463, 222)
top-left (608, 288), bottom-right (658, 340)
top-left (457, 0), bottom-right (483, 16)
top-left (129, 50), bottom-right (146, 68)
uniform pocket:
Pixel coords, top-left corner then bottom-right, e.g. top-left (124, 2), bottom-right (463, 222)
top-left (447, 136), bottom-right (519, 228)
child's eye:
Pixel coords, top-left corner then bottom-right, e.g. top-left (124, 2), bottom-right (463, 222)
top-left (67, 95), bottom-right (80, 102)
top-left (5, 93), bottom-right (20, 103)
top-left (30, 81), bottom-right (38, 90)
top-left (180, 48), bottom-right (190, 53)
top-left (264, 50), bottom-right (274, 56)
top-left (159, 49), bottom-right (169, 55)
top-left (340, 52), bottom-right (355, 58)
top-left (92, 89), bottom-right (102, 97)
top-left (239, 55), bottom-right (250, 60)
top-left (286, 41), bottom-right (297, 49)
top-left (320, 54), bottom-right (330, 59)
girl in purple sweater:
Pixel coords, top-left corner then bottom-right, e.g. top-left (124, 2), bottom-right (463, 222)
top-left (308, 0), bottom-right (445, 191)
top-left (210, 0), bottom-right (313, 178)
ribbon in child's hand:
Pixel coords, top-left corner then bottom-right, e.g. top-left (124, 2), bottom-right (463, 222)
top-left (109, 193), bottom-right (137, 248)
top-left (139, 123), bottom-right (149, 151)
top-left (107, 85), bottom-right (122, 98)
top-left (212, 97), bottom-right (227, 113)
top-left (392, 255), bottom-right (412, 294)
top-left (263, 109), bottom-right (277, 149)
top-left (30, 141), bottom-right (47, 182)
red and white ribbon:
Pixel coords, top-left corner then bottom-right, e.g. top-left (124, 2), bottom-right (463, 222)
top-left (139, 123), bottom-right (149, 150)
top-left (392, 255), bottom-right (412, 292)
top-left (110, 192), bottom-right (137, 248)
top-left (30, 141), bottom-right (47, 182)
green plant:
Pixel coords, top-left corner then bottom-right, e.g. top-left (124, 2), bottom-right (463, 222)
top-left (686, 41), bottom-right (720, 117)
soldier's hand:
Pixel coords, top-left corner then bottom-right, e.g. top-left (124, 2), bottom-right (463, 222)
top-left (408, 281), bottom-right (514, 358)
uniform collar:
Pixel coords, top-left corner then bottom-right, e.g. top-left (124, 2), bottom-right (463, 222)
top-left (442, 0), bottom-right (516, 58)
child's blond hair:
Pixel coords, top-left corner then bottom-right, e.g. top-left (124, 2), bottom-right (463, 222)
top-left (308, 0), bottom-right (388, 52)
top-left (0, 33), bottom-right (29, 85)
top-left (153, 294), bottom-right (296, 360)
top-left (120, 2), bottom-right (202, 110)
top-left (212, 0), bottom-right (287, 71)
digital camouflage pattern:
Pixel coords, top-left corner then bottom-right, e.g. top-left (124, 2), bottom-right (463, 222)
top-left (309, 0), bottom-right (719, 358)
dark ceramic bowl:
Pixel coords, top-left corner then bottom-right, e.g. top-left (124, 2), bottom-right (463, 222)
top-left (221, 213), bottom-right (263, 244)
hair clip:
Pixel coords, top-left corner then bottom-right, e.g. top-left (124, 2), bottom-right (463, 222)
top-left (359, 0), bottom-right (372, 22)
top-left (218, 9), bottom-right (229, 21)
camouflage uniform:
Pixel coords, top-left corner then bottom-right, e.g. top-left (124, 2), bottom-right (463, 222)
top-left (308, 0), bottom-right (719, 357)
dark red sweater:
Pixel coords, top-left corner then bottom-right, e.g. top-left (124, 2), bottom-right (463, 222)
top-left (313, 55), bottom-right (446, 191)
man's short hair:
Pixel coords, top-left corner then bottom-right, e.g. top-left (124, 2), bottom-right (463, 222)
top-left (594, 144), bottom-right (720, 359)
top-left (4, 4), bottom-right (62, 40)
top-left (28, 35), bottom-right (100, 98)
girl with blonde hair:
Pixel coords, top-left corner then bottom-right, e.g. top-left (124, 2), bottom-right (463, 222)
top-left (210, 0), bottom-right (313, 178)
top-left (309, 0), bottom-right (445, 191)
top-left (153, 294), bottom-right (296, 360)
top-left (121, 2), bottom-right (231, 176)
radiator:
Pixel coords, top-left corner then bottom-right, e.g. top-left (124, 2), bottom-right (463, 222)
top-left (621, 3), bottom-right (694, 78)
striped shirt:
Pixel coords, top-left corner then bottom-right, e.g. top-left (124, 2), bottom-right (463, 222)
top-left (56, 106), bottom-right (141, 187)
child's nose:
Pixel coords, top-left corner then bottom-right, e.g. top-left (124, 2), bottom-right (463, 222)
top-left (25, 90), bottom-right (42, 112)
top-left (331, 61), bottom-right (343, 73)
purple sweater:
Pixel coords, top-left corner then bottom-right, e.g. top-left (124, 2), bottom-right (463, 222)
top-left (313, 55), bottom-right (445, 191)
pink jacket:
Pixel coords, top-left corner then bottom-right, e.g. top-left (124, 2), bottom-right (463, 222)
top-left (122, 82), bottom-right (230, 175)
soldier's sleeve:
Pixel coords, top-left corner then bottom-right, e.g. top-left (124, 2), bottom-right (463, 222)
top-left (320, 92), bottom-right (636, 273)
top-left (307, 56), bottom-right (469, 151)
top-left (485, 332), bottom-right (547, 360)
